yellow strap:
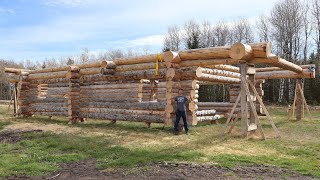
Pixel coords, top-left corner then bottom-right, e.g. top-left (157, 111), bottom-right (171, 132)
top-left (155, 53), bottom-right (161, 76)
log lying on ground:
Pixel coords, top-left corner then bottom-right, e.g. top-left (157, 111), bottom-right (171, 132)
top-left (80, 108), bottom-right (165, 115)
top-left (196, 67), bottom-right (240, 78)
top-left (28, 71), bottom-right (67, 80)
top-left (255, 69), bottom-right (315, 79)
top-left (83, 113), bottom-right (164, 123)
top-left (81, 102), bottom-right (166, 110)
top-left (256, 64), bottom-right (315, 72)
top-left (197, 115), bottom-right (222, 122)
top-left (113, 54), bottom-right (162, 65)
top-left (196, 109), bottom-right (216, 116)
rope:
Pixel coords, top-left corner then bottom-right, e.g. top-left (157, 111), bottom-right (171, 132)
top-left (155, 53), bottom-right (162, 76)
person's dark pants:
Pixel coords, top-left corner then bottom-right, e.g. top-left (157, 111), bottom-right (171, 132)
top-left (174, 110), bottom-right (188, 133)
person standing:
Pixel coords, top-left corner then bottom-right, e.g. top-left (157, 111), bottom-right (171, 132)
top-left (174, 89), bottom-right (190, 135)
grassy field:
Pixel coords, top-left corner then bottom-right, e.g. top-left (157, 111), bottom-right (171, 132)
top-left (0, 106), bottom-right (320, 178)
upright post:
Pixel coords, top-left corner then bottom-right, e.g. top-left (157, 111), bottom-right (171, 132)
top-left (67, 66), bottom-right (81, 123)
top-left (296, 78), bottom-right (302, 121)
top-left (240, 63), bottom-right (248, 137)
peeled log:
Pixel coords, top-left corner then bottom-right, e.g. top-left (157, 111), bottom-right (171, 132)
top-left (163, 51), bottom-right (181, 63)
top-left (79, 68), bottom-right (101, 76)
top-left (83, 113), bottom-right (164, 123)
top-left (33, 112), bottom-right (68, 117)
top-left (255, 69), bottom-right (315, 80)
top-left (81, 83), bottom-right (140, 90)
top-left (179, 46), bottom-right (231, 60)
top-left (230, 42), bottom-right (253, 60)
top-left (100, 68), bottom-right (116, 75)
top-left (179, 59), bottom-right (239, 67)
top-left (81, 101), bottom-right (166, 110)
top-left (28, 71), bottom-right (67, 80)
top-left (249, 55), bottom-right (303, 73)
top-left (196, 67), bottom-right (240, 78)
top-left (80, 108), bottom-right (165, 115)
top-left (5, 68), bottom-right (29, 74)
top-left (76, 61), bottom-right (106, 69)
top-left (197, 102), bottom-right (236, 107)
top-left (197, 115), bottom-right (221, 122)
top-left (210, 65), bottom-right (239, 72)
top-left (102, 61), bottom-right (117, 69)
top-left (115, 63), bottom-right (165, 72)
top-left (196, 109), bottom-right (216, 116)
top-left (196, 73), bottom-right (241, 84)
top-left (256, 64), bottom-right (315, 72)
top-left (113, 54), bottom-right (162, 65)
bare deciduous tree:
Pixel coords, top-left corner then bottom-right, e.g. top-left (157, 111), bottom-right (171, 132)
top-left (256, 15), bottom-right (270, 42)
top-left (213, 21), bottom-right (231, 46)
top-left (231, 17), bottom-right (254, 43)
top-left (183, 20), bottom-right (201, 49)
top-left (163, 25), bottom-right (182, 51)
top-left (200, 20), bottom-right (214, 48)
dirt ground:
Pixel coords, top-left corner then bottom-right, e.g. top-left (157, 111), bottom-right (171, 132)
top-left (6, 159), bottom-right (317, 180)
top-left (1, 130), bottom-right (318, 180)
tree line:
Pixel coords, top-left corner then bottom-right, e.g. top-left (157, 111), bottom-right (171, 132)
top-left (162, 0), bottom-right (320, 105)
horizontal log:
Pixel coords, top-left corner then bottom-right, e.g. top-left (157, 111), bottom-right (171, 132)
top-left (100, 68), bottom-right (115, 75)
top-left (6, 75), bottom-right (20, 83)
top-left (81, 101), bottom-right (166, 110)
top-left (230, 42), bottom-right (271, 60)
top-left (115, 63), bottom-right (165, 72)
top-left (210, 65), bottom-right (239, 72)
top-left (81, 83), bottom-right (140, 89)
top-left (33, 112), bottom-right (68, 116)
top-left (80, 108), bottom-right (165, 115)
top-left (196, 73), bottom-right (241, 84)
top-left (5, 68), bottom-right (29, 74)
top-left (29, 66), bottom-right (68, 74)
top-left (255, 69), bottom-right (315, 79)
top-left (30, 106), bottom-right (68, 112)
top-left (197, 102), bottom-right (237, 107)
top-left (196, 109), bottom-right (216, 116)
top-left (179, 59), bottom-right (239, 67)
top-left (196, 67), bottom-right (240, 78)
top-left (113, 54), bottom-right (162, 65)
top-left (30, 78), bottom-right (69, 84)
top-left (83, 113), bottom-right (164, 123)
top-left (79, 68), bottom-right (101, 76)
top-left (249, 55), bottom-right (303, 73)
top-left (197, 115), bottom-right (222, 122)
top-left (76, 61), bottom-right (106, 69)
top-left (255, 64), bottom-right (315, 72)
top-left (28, 71), bottom-right (67, 80)
top-left (179, 46), bottom-right (231, 60)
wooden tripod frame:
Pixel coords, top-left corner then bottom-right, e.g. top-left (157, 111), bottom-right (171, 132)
top-left (288, 79), bottom-right (312, 121)
top-left (225, 63), bottom-right (280, 139)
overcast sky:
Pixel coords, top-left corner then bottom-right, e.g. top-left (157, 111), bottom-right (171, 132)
top-left (0, 0), bottom-right (279, 62)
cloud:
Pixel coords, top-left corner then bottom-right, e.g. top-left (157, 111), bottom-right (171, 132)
top-left (0, 7), bottom-right (14, 14)
top-left (42, 0), bottom-right (90, 8)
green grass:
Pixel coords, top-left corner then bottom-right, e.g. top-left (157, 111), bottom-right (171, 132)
top-left (0, 106), bottom-right (320, 177)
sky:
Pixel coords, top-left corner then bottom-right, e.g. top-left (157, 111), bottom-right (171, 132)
top-left (0, 0), bottom-right (279, 63)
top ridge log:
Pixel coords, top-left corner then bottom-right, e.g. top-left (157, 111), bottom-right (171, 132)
top-left (229, 42), bottom-right (271, 60)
